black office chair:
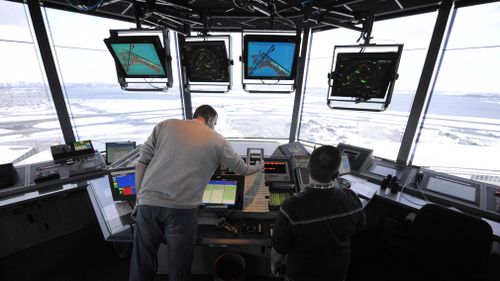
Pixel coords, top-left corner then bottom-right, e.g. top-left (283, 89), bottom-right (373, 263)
top-left (409, 204), bottom-right (493, 281)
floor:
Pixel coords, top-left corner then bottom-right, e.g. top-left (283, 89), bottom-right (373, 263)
top-left (3, 222), bottom-right (499, 281)
top-left (0, 224), bottom-right (278, 281)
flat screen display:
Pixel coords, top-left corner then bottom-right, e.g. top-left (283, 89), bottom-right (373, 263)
top-left (109, 168), bottom-right (137, 201)
top-left (264, 161), bottom-right (288, 174)
top-left (73, 140), bottom-right (93, 152)
top-left (182, 40), bottom-right (230, 82)
top-left (244, 35), bottom-right (300, 80)
top-left (202, 179), bottom-right (238, 205)
top-left (106, 141), bottom-right (136, 165)
top-left (200, 174), bottom-right (244, 210)
top-left (104, 36), bottom-right (167, 78)
top-left (426, 176), bottom-right (477, 203)
top-left (370, 164), bottom-right (396, 177)
top-left (330, 52), bottom-right (399, 99)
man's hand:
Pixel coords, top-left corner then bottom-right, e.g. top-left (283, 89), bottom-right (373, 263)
top-left (130, 203), bottom-right (138, 221)
top-left (270, 247), bottom-right (286, 277)
top-left (254, 160), bottom-right (264, 172)
top-left (246, 160), bottom-right (265, 175)
top-left (271, 260), bottom-right (285, 277)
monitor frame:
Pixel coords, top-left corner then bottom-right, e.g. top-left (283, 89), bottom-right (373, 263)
top-left (199, 174), bottom-right (245, 210)
top-left (243, 34), bottom-right (300, 80)
top-left (181, 40), bottom-right (230, 83)
top-left (108, 167), bottom-right (137, 202)
top-left (264, 156), bottom-right (293, 183)
top-left (105, 141), bottom-right (136, 165)
top-left (104, 35), bottom-right (168, 79)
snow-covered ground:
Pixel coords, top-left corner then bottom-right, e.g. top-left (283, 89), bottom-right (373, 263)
top-left (0, 86), bottom-right (499, 183)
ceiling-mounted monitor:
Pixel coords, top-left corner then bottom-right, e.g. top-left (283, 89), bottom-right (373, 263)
top-left (326, 44), bottom-right (403, 111)
top-left (181, 40), bottom-right (230, 83)
top-left (243, 35), bottom-right (300, 80)
top-left (329, 52), bottom-right (400, 100)
top-left (104, 36), bottom-right (167, 78)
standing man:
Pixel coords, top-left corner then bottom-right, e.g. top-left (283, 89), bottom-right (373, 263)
top-left (130, 105), bottom-right (263, 281)
top-left (271, 145), bottom-right (365, 281)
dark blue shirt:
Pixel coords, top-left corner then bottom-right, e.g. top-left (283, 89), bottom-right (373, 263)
top-left (271, 186), bottom-right (365, 281)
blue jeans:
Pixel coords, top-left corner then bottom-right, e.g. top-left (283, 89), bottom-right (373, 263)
top-left (129, 205), bottom-right (198, 281)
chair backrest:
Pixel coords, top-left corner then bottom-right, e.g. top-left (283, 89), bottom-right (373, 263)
top-left (412, 204), bottom-right (493, 280)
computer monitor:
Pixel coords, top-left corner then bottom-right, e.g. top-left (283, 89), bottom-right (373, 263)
top-left (200, 174), bottom-right (244, 210)
top-left (106, 141), bottom-right (136, 165)
top-left (181, 40), bottom-right (230, 83)
top-left (265, 161), bottom-right (288, 174)
top-left (103, 36), bottom-right (167, 78)
top-left (264, 157), bottom-right (293, 183)
top-left (243, 35), bottom-right (300, 80)
top-left (108, 168), bottom-right (137, 201)
top-left (330, 52), bottom-right (400, 99)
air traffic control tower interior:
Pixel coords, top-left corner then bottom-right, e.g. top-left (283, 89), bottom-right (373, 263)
top-left (1, 0), bottom-right (500, 280)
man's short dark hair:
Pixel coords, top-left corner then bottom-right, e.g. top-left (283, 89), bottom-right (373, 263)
top-left (309, 145), bottom-right (341, 183)
top-left (193, 105), bottom-right (218, 120)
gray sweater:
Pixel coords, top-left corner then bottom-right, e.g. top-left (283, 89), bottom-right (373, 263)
top-left (137, 119), bottom-right (249, 209)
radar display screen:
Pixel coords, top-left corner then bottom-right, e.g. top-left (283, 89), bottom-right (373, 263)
top-left (331, 52), bottom-right (399, 99)
top-left (104, 36), bottom-right (167, 78)
top-left (244, 35), bottom-right (300, 80)
top-left (182, 40), bottom-right (230, 82)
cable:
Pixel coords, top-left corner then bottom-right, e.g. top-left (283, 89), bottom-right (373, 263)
top-left (65, 0), bottom-right (106, 12)
top-left (415, 181), bottom-right (430, 203)
top-left (143, 78), bottom-right (169, 90)
top-left (232, 0), bottom-right (253, 11)
top-left (260, 79), bottom-right (281, 85)
top-left (400, 183), bottom-right (426, 207)
top-left (399, 180), bottom-right (429, 207)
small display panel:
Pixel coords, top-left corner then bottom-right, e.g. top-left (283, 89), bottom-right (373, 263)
top-left (104, 36), bottom-right (167, 78)
top-left (109, 168), bottom-right (137, 201)
top-left (269, 192), bottom-right (292, 207)
top-left (106, 141), bottom-right (136, 165)
top-left (202, 180), bottom-right (237, 205)
top-left (182, 40), bottom-right (230, 82)
top-left (426, 176), bottom-right (477, 203)
top-left (73, 140), bottom-right (93, 151)
top-left (264, 161), bottom-right (288, 174)
top-left (330, 52), bottom-right (399, 99)
top-left (244, 35), bottom-right (300, 80)
top-left (370, 164), bottom-right (396, 177)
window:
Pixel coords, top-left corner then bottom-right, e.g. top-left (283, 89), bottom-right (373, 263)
top-left (190, 33), bottom-right (295, 139)
top-left (43, 8), bottom-right (184, 152)
top-left (0, 0), bottom-right (64, 164)
top-left (411, 3), bottom-right (500, 184)
top-left (299, 12), bottom-right (437, 160)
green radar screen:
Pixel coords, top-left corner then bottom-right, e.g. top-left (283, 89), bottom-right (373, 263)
top-left (182, 41), bottom-right (230, 82)
top-left (332, 52), bottom-right (399, 99)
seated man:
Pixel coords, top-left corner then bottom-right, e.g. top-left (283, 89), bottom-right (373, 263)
top-left (271, 145), bottom-right (366, 281)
